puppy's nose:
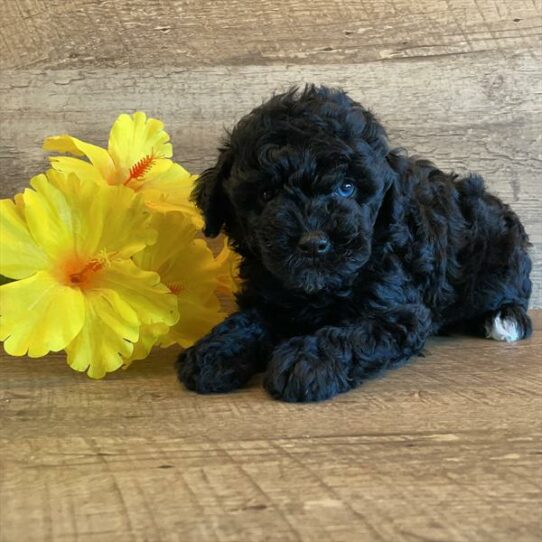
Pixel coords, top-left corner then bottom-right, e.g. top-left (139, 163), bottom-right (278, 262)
top-left (298, 231), bottom-right (330, 256)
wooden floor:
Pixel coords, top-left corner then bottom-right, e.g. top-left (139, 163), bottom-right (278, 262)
top-left (1, 312), bottom-right (541, 541)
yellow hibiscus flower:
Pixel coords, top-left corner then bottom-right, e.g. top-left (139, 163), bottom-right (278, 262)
top-left (0, 170), bottom-right (179, 378)
top-left (42, 111), bottom-right (200, 219)
top-left (130, 211), bottom-right (226, 356)
top-left (215, 240), bottom-right (242, 298)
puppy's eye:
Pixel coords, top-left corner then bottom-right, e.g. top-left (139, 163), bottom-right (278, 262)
top-left (261, 189), bottom-right (276, 202)
top-left (335, 182), bottom-right (356, 198)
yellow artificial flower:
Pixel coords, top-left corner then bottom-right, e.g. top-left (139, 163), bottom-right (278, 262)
top-left (42, 111), bottom-right (201, 220)
top-left (0, 170), bottom-right (179, 378)
top-left (130, 211), bottom-right (226, 355)
top-left (215, 240), bottom-right (242, 298)
top-left (123, 322), bottom-right (170, 366)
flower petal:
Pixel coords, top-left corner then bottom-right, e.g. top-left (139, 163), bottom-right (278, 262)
top-left (23, 174), bottom-right (76, 260)
top-left (214, 240), bottom-right (242, 296)
top-left (43, 135), bottom-right (116, 182)
top-left (66, 289), bottom-right (139, 379)
top-left (48, 156), bottom-right (106, 184)
top-left (108, 112), bottom-right (173, 183)
top-left (140, 164), bottom-right (202, 223)
top-left (132, 211), bottom-right (226, 348)
top-left (45, 171), bottom-right (156, 259)
top-left (134, 211), bottom-right (200, 273)
top-left (0, 271), bottom-right (85, 357)
top-left (0, 198), bottom-right (50, 279)
top-left (161, 297), bottom-right (225, 349)
top-left (98, 259), bottom-right (179, 327)
top-left (134, 211), bottom-right (221, 296)
top-left (124, 323), bottom-right (169, 366)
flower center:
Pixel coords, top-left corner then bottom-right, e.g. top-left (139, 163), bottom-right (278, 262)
top-left (62, 257), bottom-right (105, 289)
top-left (123, 153), bottom-right (157, 187)
top-left (168, 282), bottom-right (184, 295)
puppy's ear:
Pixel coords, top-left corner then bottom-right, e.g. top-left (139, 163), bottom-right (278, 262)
top-left (362, 109), bottom-right (390, 157)
top-left (192, 148), bottom-right (233, 238)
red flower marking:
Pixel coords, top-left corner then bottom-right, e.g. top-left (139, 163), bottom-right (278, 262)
top-left (123, 153), bottom-right (156, 186)
top-left (67, 259), bottom-right (104, 288)
top-left (168, 283), bottom-right (184, 295)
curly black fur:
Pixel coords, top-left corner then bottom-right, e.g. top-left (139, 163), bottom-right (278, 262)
top-left (177, 85), bottom-right (532, 402)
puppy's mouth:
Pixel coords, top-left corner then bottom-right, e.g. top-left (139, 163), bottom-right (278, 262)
top-left (255, 222), bottom-right (370, 294)
top-left (261, 248), bottom-right (361, 294)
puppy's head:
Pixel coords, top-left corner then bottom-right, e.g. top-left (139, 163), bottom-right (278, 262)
top-left (194, 85), bottom-right (396, 294)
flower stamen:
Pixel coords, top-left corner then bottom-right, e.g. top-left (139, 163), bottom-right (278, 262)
top-left (168, 282), bottom-right (184, 295)
top-left (65, 258), bottom-right (105, 288)
top-left (123, 153), bottom-right (157, 186)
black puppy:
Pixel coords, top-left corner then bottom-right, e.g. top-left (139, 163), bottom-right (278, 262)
top-left (177, 85), bottom-right (532, 402)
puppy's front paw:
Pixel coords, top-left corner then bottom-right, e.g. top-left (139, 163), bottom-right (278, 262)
top-left (178, 338), bottom-right (252, 394)
top-left (264, 336), bottom-right (350, 402)
top-left (177, 310), bottom-right (273, 394)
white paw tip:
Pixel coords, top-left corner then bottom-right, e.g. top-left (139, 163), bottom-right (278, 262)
top-left (485, 315), bottom-right (521, 343)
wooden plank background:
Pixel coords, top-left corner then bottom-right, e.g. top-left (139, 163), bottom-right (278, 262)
top-left (1, 0), bottom-right (541, 305)
top-left (1, 2), bottom-right (541, 541)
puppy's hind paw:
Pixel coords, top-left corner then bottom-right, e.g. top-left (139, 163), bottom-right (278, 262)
top-left (484, 304), bottom-right (532, 343)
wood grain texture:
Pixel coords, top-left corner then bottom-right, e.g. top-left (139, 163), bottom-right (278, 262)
top-left (2, 49), bottom-right (541, 304)
top-left (1, 0), bottom-right (541, 69)
top-left (1, 311), bottom-right (541, 542)
top-left (1, 2), bottom-right (541, 536)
